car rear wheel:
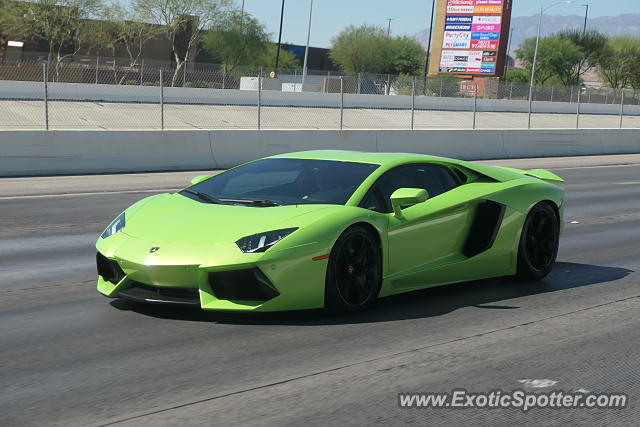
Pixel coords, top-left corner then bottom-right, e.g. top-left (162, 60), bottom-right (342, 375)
top-left (516, 202), bottom-right (560, 280)
top-left (325, 225), bottom-right (382, 313)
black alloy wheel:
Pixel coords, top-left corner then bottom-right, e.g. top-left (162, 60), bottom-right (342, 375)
top-left (325, 225), bottom-right (382, 313)
top-left (516, 202), bottom-right (560, 280)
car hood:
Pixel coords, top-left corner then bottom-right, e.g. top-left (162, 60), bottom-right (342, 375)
top-left (122, 193), bottom-right (334, 244)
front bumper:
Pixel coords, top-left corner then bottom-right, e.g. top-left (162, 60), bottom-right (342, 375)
top-left (96, 232), bottom-right (331, 311)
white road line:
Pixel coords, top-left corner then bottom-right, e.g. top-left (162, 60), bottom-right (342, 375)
top-left (615, 181), bottom-right (640, 185)
top-left (518, 379), bottom-right (559, 388)
top-left (0, 188), bottom-right (179, 200)
top-left (551, 163), bottom-right (640, 171)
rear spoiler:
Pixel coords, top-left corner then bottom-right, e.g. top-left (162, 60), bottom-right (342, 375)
top-left (496, 167), bottom-right (564, 183)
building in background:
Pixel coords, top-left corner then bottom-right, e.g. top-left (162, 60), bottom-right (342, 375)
top-left (280, 44), bottom-right (338, 72)
top-left (1, 0), bottom-right (338, 72)
top-left (0, 15), bottom-right (192, 65)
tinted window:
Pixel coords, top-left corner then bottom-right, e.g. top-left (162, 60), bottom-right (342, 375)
top-left (184, 158), bottom-right (379, 206)
top-left (436, 166), bottom-right (463, 192)
top-left (360, 164), bottom-right (461, 213)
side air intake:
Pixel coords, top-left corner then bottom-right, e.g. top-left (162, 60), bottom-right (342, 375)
top-left (208, 269), bottom-right (279, 301)
top-left (96, 252), bottom-right (126, 284)
top-left (463, 201), bottom-right (506, 258)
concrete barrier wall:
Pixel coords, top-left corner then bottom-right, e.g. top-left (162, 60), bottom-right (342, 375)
top-left (2, 80), bottom-right (638, 116)
top-left (0, 130), bottom-right (213, 175)
top-left (1, 129), bottom-right (638, 176)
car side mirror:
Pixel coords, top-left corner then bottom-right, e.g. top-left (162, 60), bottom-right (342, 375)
top-left (190, 175), bottom-right (211, 185)
top-left (390, 188), bottom-right (429, 218)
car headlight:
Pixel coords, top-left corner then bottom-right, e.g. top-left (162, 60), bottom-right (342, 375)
top-left (101, 213), bottom-right (125, 239)
top-left (236, 228), bottom-right (298, 253)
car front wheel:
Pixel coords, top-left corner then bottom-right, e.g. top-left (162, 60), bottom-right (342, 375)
top-left (325, 225), bottom-right (382, 313)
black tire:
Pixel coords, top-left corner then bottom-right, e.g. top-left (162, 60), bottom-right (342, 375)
top-left (325, 225), bottom-right (382, 313)
top-left (516, 202), bottom-right (560, 280)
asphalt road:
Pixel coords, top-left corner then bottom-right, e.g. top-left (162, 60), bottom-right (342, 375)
top-left (1, 155), bottom-right (639, 426)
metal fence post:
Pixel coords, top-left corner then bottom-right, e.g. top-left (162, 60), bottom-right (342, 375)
top-left (509, 82), bottom-right (513, 100)
top-left (95, 56), bottom-right (99, 85)
top-left (473, 85), bottom-right (477, 130)
top-left (527, 83), bottom-right (533, 129)
top-left (386, 74), bottom-right (391, 96)
top-left (357, 72), bottom-right (361, 95)
top-left (439, 79), bottom-right (443, 97)
top-left (569, 86), bottom-right (573, 103)
top-left (140, 59), bottom-right (144, 86)
top-left (576, 88), bottom-right (581, 129)
top-left (340, 76), bottom-right (344, 130)
top-left (619, 91), bottom-right (625, 129)
top-left (411, 78), bottom-right (416, 130)
top-left (43, 62), bottom-right (49, 130)
top-left (183, 64), bottom-right (187, 87)
top-left (257, 73), bottom-right (262, 130)
top-left (222, 64), bottom-right (227, 89)
top-left (159, 70), bottom-right (164, 130)
top-left (550, 86), bottom-right (554, 103)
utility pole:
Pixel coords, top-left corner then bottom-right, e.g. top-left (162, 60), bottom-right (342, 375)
top-left (274, 0), bottom-right (286, 74)
top-left (385, 18), bottom-right (394, 37)
top-left (240, 0), bottom-right (245, 32)
top-left (422, 0), bottom-right (436, 95)
top-left (582, 4), bottom-right (589, 33)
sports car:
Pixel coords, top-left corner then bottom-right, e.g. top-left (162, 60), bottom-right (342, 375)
top-left (96, 150), bottom-right (564, 313)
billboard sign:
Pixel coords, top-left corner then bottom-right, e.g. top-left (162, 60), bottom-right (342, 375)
top-left (438, 0), bottom-right (511, 76)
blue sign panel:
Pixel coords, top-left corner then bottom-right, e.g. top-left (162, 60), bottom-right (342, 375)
top-left (445, 24), bottom-right (472, 31)
top-left (471, 32), bottom-right (500, 41)
top-left (445, 16), bottom-right (473, 24)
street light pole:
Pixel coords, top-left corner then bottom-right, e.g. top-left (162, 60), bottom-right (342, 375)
top-left (528, 1), bottom-right (573, 129)
top-left (301, 0), bottom-right (314, 88)
top-left (528, 7), bottom-right (543, 129)
top-left (274, 0), bottom-right (286, 74)
top-left (504, 27), bottom-right (514, 76)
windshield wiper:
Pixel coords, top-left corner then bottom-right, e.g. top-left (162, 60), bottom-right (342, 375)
top-left (182, 188), bottom-right (219, 204)
top-left (218, 198), bottom-right (282, 207)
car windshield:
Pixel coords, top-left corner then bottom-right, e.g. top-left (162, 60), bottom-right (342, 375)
top-left (182, 158), bottom-right (379, 206)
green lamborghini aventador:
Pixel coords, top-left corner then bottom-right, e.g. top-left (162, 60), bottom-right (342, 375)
top-left (96, 150), bottom-right (564, 313)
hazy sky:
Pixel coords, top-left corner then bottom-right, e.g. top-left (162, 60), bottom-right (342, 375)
top-left (239, 0), bottom-right (639, 48)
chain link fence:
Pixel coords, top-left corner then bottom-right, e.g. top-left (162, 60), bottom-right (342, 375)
top-left (1, 53), bottom-right (639, 130)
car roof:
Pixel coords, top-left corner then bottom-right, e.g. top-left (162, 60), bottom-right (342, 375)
top-left (269, 150), bottom-right (454, 166)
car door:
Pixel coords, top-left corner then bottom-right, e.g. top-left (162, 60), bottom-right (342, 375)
top-left (360, 163), bottom-right (473, 289)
